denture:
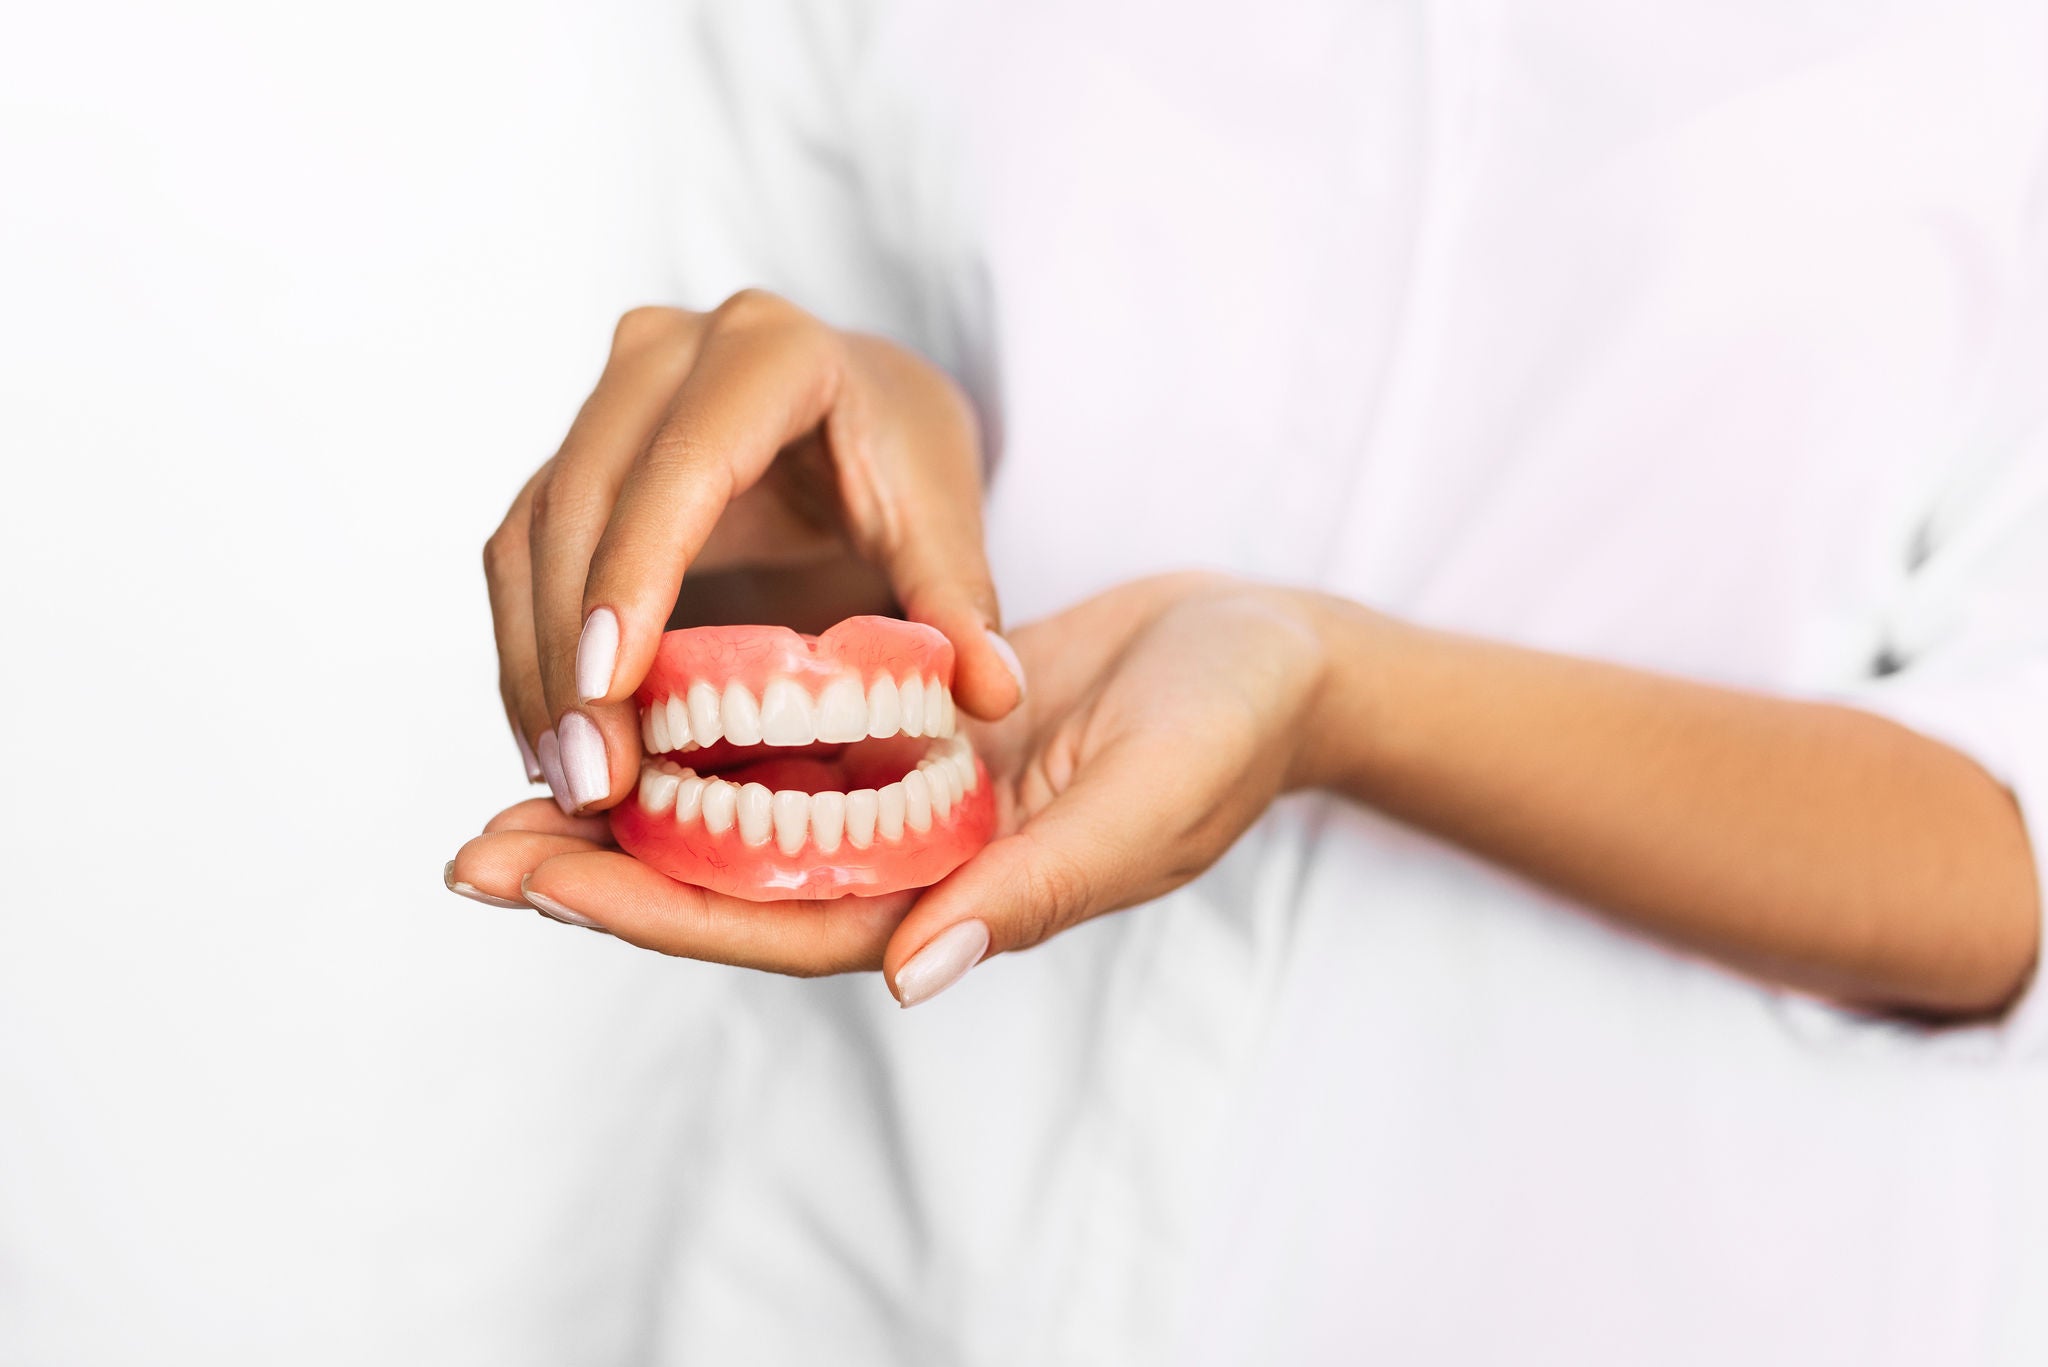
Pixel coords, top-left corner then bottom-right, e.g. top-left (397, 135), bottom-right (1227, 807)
top-left (609, 617), bottom-right (996, 899)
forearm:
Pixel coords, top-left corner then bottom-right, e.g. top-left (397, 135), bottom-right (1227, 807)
top-left (1290, 594), bottom-right (2040, 1018)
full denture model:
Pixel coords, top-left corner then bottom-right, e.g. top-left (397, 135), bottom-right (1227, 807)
top-left (610, 617), bottom-right (996, 900)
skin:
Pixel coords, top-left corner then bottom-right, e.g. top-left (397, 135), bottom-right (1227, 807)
top-left (460, 298), bottom-right (2040, 1017)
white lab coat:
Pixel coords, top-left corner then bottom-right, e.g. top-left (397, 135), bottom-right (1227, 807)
top-left (639, 2), bottom-right (2048, 1362)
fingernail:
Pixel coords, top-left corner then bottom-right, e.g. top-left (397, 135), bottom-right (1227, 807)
top-left (576, 607), bottom-right (619, 703)
top-left (986, 630), bottom-right (1027, 699)
top-left (536, 729), bottom-right (574, 815)
top-left (524, 883), bottom-right (604, 931)
top-left (894, 919), bottom-right (990, 1008)
top-left (557, 710), bottom-right (609, 809)
top-left (444, 859), bottom-right (528, 909)
top-left (512, 726), bottom-right (544, 784)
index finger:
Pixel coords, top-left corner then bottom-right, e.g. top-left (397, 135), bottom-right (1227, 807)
top-left (577, 291), bottom-right (847, 706)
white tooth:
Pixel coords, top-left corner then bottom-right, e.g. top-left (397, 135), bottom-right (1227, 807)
top-left (877, 783), bottom-right (907, 841)
top-left (737, 782), bottom-right (772, 845)
top-left (899, 676), bottom-right (925, 737)
top-left (667, 694), bottom-right (692, 749)
top-left (759, 679), bottom-right (815, 746)
top-left (866, 676), bottom-right (901, 739)
top-left (810, 791), bottom-right (845, 853)
top-left (772, 790), bottom-right (810, 854)
top-left (816, 677), bottom-right (868, 744)
top-left (639, 766), bottom-right (681, 813)
top-left (903, 768), bottom-right (933, 833)
top-left (925, 761), bottom-right (955, 818)
top-left (687, 682), bottom-right (723, 746)
top-left (675, 773), bottom-right (705, 824)
top-left (722, 683), bottom-right (763, 747)
top-left (648, 701), bottom-right (671, 753)
top-left (701, 779), bottom-right (738, 834)
top-left (845, 789), bottom-right (879, 849)
top-left (954, 747), bottom-right (978, 792)
top-left (929, 682), bottom-right (953, 738)
top-left (640, 707), bottom-right (659, 754)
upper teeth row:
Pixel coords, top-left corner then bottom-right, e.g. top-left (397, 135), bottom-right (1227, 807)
top-left (640, 675), bottom-right (957, 753)
top-left (636, 734), bottom-right (979, 854)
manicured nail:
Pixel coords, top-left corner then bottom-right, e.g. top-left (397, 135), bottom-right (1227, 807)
top-left (894, 919), bottom-right (990, 1008)
top-left (986, 629), bottom-right (1027, 699)
top-left (443, 859), bottom-right (527, 909)
top-left (536, 729), bottom-right (573, 815)
top-left (512, 726), bottom-right (544, 784)
top-left (524, 883), bottom-right (604, 931)
top-left (557, 710), bottom-right (609, 809)
top-left (576, 607), bottom-right (619, 703)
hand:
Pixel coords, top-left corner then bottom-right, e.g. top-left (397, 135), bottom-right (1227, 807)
top-left (445, 574), bottom-right (1330, 1002)
top-left (482, 293), bottom-right (1026, 815)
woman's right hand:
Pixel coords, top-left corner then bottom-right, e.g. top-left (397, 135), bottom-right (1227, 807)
top-left (483, 292), bottom-right (1027, 815)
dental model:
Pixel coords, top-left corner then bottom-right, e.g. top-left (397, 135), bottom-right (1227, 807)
top-left (610, 617), bottom-right (996, 900)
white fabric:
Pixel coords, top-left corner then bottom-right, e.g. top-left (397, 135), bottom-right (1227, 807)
top-left (644, 2), bottom-right (2048, 1362)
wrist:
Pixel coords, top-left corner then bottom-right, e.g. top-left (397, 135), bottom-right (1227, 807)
top-left (1281, 590), bottom-right (1412, 796)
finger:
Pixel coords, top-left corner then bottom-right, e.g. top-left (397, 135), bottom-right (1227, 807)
top-left (530, 309), bottom-right (706, 811)
top-left (838, 339), bottom-right (1024, 722)
top-left (483, 470), bottom-right (548, 781)
top-left (482, 797), bottom-right (615, 841)
top-left (448, 830), bottom-right (608, 906)
top-left (882, 736), bottom-right (1169, 1006)
top-left (579, 291), bottom-right (844, 708)
top-left (522, 849), bottom-right (914, 977)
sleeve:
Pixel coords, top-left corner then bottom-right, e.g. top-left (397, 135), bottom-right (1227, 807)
top-left (1830, 201), bottom-right (2048, 1058)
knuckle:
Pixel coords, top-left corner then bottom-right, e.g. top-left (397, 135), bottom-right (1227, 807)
top-left (481, 523), bottom-right (518, 581)
top-left (610, 304), bottom-right (686, 355)
top-left (710, 287), bottom-right (791, 332)
top-left (1017, 842), bottom-right (1095, 947)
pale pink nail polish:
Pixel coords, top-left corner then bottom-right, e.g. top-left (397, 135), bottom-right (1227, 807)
top-left (512, 726), bottom-right (544, 784)
top-left (444, 860), bottom-right (528, 909)
top-left (986, 629), bottom-right (1027, 699)
top-left (525, 886), bottom-right (603, 930)
top-left (536, 729), bottom-right (573, 815)
top-left (577, 607), bottom-right (620, 703)
top-left (557, 711), bottom-right (609, 809)
top-left (894, 919), bottom-right (990, 1007)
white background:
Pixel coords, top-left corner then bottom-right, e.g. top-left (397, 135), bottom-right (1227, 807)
top-left (2, 1), bottom-right (718, 1359)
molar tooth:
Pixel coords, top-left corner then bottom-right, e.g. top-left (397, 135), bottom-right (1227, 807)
top-left (638, 766), bottom-right (681, 814)
top-left (759, 678), bottom-right (815, 746)
top-left (722, 682), bottom-right (764, 747)
top-left (736, 782), bottom-right (772, 845)
top-left (640, 707), bottom-right (659, 754)
top-left (866, 676), bottom-right (901, 739)
top-left (700, 779), bottom-right (737, 835)
top-left (902, 769), bottom-right (933, 833)
top-left (954, 747), bottom-right (978, 792)
top-left (810, 791), bottom-right (845, 853)
top-left (667, 694), bottom-right (691, 749)
top-left (877, 783), bottom-right (907, 841)
top-left (687, 682), bottom-right (723, 746)
top-left (845, 790), bottom-right (879, 849)
top-left (675, 773), bottom-right (705, 824)
top-left (899, 676), bottom-right (926, 737)
top-left (648, 700), bottom-right (671, 752)
top-left (771, 790), bottom-right (810, 854)
top-left (816, 677), bottom-right (868, 744)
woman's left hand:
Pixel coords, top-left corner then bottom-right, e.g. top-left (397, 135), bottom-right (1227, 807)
top-left (446, 573), bottom-right (1329, 1002)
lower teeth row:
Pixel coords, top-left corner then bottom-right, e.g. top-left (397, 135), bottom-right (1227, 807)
top-left (636, 735), bottom-right (978, 856)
